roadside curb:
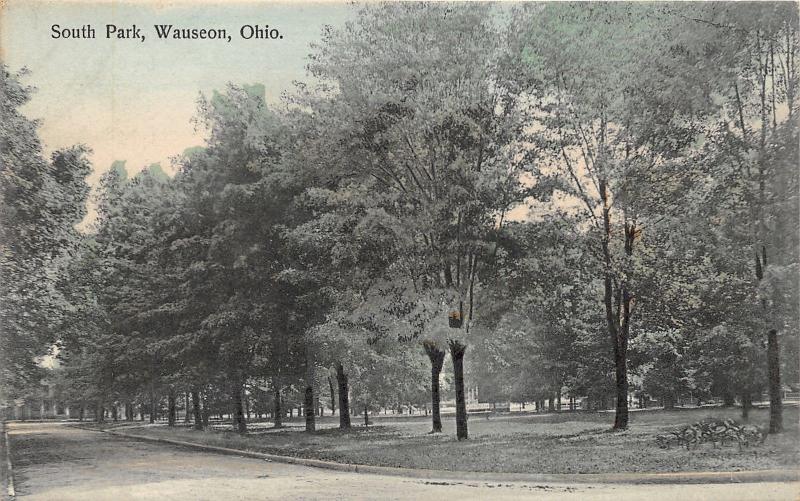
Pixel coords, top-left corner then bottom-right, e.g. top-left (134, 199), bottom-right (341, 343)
top-left (1, 422), bottom-right (15, 500)
top-left (80, 425), bottom-right (800, 485)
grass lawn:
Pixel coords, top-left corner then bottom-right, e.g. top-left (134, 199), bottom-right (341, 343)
top-left (87, 406), bottom-right (799, 474)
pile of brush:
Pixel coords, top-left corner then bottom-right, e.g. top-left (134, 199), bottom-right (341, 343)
top-left (656, 418), bottom-right (766, 450)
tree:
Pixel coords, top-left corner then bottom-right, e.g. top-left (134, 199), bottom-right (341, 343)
top-left (664, 3), bottom-right (799, 431)
top-left (300, 2), bottom-right (531, 440)
top-left (506, 2), bottom-right (761, 428)
top-left (0, 65), bottom-right (91, 405)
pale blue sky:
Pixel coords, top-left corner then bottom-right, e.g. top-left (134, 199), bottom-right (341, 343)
top-left (1, 0), bottom-right (354, 186)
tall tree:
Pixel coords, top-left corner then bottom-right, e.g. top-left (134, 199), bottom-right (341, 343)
top-left (0, 65), bottom-right (91, 404)
top-left (301, 2), bottom-right (531, 440)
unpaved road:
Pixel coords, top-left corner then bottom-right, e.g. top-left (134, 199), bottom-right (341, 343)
top-left (5, 421), bottom-right (798, 500)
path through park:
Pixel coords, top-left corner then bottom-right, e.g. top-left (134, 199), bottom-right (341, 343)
top-left (5, 421), bottom-right (797, 500)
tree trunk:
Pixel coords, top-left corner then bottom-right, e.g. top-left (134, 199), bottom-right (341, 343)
top-left (327, 376), bottom-right (336, 414)
top-left (600, 178), bottom-right (633, 431)
top-left (232, 380), bottom-right (247, 434)
top-left (612, 303), bottom-right (630, 430)
top-left (741, 392), bottom-right (751, 420)
top-left (168, 392), bottom-right (176, 427)
top-left (304, 386), bottom-right (315, 432)
top-left (201, 391), bottom-right (210, 428)
top-left (149, 387), bottom-right (156, 424)
top-left (184, 392), bottom-right (191, 423)
top-left (96, 401), bottom-right (104, 423)
top-left (364, 404), bottom-right (369, 427)
top-left (336, 362), bottom-right (351, 429)
top-left (111, 404), bottom-right (118, 422)
top-left (272, 379), bottom-right (283, 428)
top-left (548, 396), bottom-right (554, 412)
top-left (79, 401), bottom-right (85, 422)
top-left (423, 341), bottom-right (445, 433)
top-left (768, 329), bottom-right (783, 433)
top-left (191, 388), bottom-right (203, 430)
top-left (245, 390), bottom-right (251, 420)
top-left (663, 394), bottom-right (675, 410)
top-left (305, 343), bottom-right (316, 433)
top-left (449, 340), bottom-right (468, 440)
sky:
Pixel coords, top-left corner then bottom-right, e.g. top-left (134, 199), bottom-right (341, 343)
top-left (1, 0), bottom-right (355, 187)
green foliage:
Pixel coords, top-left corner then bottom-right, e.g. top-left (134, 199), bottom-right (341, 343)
top-left (0, 65), bottom-right (92, 403)
top-left (10, 4), bottom-right (799, 434)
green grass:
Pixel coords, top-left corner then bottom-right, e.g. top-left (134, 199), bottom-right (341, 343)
top-left (88, 406), bottom-right (799, 474)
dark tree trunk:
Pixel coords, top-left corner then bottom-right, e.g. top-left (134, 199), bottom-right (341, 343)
top-left (449, 340), bottom-right (468, 440)
top-left (600, 179), bottom-right (633, 431)
top-left (304, 343), bottom-right (316, 432)
top-left (168, 392), bottom-right (176, 427)
top-left (548, 396), bottom-right (554, 412)
top-left (79, 401), bottom-right (85, 422)
top-left (663, 394), bottom-right (675, 410)
top-left (327, 376), bottom-right (336, 414)
top-left (111, 404), bottom-right (118, 422)
top-left (756, 242), bottom-right (782, 433)
top-left (245, 390), bottom-right (251, 420)
top-left (272, 379), bottom-right (282, 428)
top-left (149, 387), bottom-right (156, 424)
top-left (336, 362), bottom-right (351, 429)
top-left (364, 404), bottom-right (369, 427)
top-left (612, 313), bottom-right (630, 429)
top-left (741, 392), bottom-right (751, 420)
top-left (191, 388), bottom-right (203, 430)
top-left (184, 392), bottom-right (191, 423)
top-left (304, 386), bottom-right (315, 432)
top-left (767, 329), bottom-right (783, 433)
top-left (423, 341), bottom-right (446, 433)
top-left (232, 381), bottom-right (247, 434)
top-left (201, 392), bottom-right (210, 428)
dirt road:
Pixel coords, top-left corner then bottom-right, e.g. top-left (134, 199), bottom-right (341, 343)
top-left (5, 421), bottom-right (797, 500)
